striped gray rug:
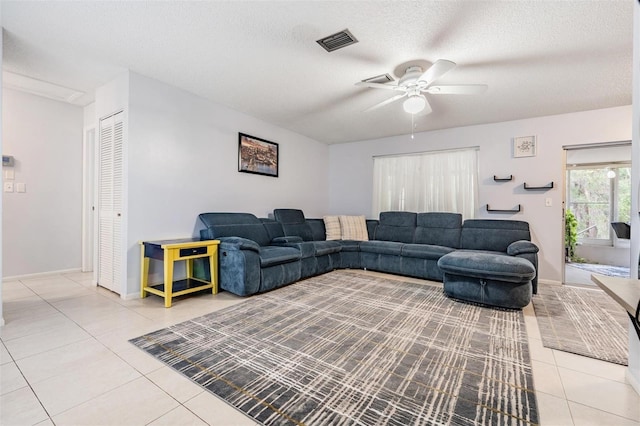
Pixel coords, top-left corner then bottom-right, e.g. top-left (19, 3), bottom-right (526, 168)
top-left (131, 271), bottom-right (538, 425)
top-left (533, 284), bottom-right (628, 365)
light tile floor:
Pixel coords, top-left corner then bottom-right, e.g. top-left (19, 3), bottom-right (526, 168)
top-left (1, 271), bottom-right (639, 425)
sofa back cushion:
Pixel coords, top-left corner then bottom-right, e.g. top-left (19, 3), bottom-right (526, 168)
top-left (460, 219), bottom-right (531, 252)
top-left (375, 211), bottom-right (417, 243)
top-left (307, 219), bottom-right (328, 241)
top-left (260, 218), bottom-right (285, 240)
top-left (273, 209), bottom-right (314, 241)
top-left (414, 212), bottom-right (462, 248)
top-left (198, 212), bottom-right (271, 246)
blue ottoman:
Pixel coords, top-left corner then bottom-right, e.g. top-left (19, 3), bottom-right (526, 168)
top-left (437, 251), bottom-right (535, 309)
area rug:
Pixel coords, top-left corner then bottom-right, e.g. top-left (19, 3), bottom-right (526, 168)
top-left (532, 284), bottom-right (628, 365)
top-left (566, 262), bottom-right (630, 278)
top-left (131, 271), bottom-right (538, 425)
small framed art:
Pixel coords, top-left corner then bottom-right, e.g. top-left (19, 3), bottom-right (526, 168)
top-left (513, 135), bottom-right (537, 158)
top-left (238, 133), bottom-right (279, 177)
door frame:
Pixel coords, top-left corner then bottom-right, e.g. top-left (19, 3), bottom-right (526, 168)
top-left (82, 125), bottom-right (96, 275)
top-left (562, 140), bottom-right (632, 285)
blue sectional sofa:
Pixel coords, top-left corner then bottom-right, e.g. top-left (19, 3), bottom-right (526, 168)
top-left (196, 209), bottom-right (539, 308)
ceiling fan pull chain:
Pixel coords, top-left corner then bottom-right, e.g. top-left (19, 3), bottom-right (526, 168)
top-left (411, 114), bottom-right (415, 139)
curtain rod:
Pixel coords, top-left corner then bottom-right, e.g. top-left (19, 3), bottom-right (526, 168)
top-left (372, 145), bottom-right (479, 159)
top-left (563, 140), bottom-right (631, 150)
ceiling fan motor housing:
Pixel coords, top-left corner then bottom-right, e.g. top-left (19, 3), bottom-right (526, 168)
top-left (399, 66), bottom-right (427, 87)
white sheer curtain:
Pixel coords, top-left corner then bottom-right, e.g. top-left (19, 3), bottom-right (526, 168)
top-left (372, 147), bottom-right (479, 219)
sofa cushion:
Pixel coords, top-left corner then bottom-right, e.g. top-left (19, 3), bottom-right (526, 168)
top-left (314, 240), bottom-right (343, 256)
top-left (258, 246), bottom-right (301, 267)
top-left (414, 212), bottom-right (462, 248)
top-left (460, 219), bottom-right (531, 252)
top-left (307, 219), bottom-right (328, 241)
top-left (438, 251), bottom-right (535, 283)
top-left (339, 215), bottom-right (369, 241)
top-left (273, 209), bottom-right (314, 241)
top-left (261, 218), bottom-right (285, 240)
top-left (273, 208), bottom-right (306, 224)
top-left (507, 240), bottom-right (540, 255)
top-left (323, 215), bottom-right (342, 240)
top-left (401, 243), bottom-right (455, 260)
top-left (359, 240), bottom-right (403, 256)
top-left (199, 213), bottom-right (271, 246)
top-left (375, 211), bottom-right (416, 243)
top-left (339, 240), bottom-right (361, 252)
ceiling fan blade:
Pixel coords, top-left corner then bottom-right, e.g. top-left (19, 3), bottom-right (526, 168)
top-left (363, 93), bottom-right (406, 112)
top-left (355, 81), bottom-right (404, 91)
top-left (417, 59), bottom-right (456, 84)
top-left (414, 97), bottom-right (433, 116)
top-left (426, 84), bottom-right (488, 95)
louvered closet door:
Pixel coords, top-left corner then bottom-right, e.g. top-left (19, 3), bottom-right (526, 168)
top-left (97, 112), bottom-right (123, 294)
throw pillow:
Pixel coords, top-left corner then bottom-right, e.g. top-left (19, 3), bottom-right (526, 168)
top-left (339, 215), bottom-right (369, 241)
top-left (323, 215), bottom-right (342, 240)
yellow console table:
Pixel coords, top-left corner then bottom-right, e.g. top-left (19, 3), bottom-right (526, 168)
top-left (140, 238), bottom-right (219, 308)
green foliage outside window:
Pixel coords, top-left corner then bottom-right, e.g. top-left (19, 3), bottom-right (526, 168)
top-left (567, 166), bottom-right (630, 241)
top-left (565, 209), bottom-right (578, 261)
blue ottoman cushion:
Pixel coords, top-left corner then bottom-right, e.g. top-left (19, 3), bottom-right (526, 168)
top-left (438, 251), bottom-right (535, 283)
top-left (437, 251), bottom-right (535, 309)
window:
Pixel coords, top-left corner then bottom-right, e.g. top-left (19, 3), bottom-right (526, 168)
top-left (567, 164), bottom-right (630, 243)
top-left (372, 147), bottom-right (478, 219)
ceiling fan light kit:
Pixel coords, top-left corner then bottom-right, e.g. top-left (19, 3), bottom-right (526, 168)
top-left (403, 94), bottom-right (426, 114)
top-left (356, 59), bottom-right (488, 115)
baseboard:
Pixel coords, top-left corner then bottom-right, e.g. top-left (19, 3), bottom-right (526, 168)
top-left (3, 268), bottom-right (83, 281)
top-left (122, 292), bottom-right (140, 301)
top-left (626, 369), bottom-right (640, 396)
top-left (538, 278), bottom-right (562, 286)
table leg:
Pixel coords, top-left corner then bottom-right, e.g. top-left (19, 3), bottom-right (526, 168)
top-left (186, 257), bottom-right (193, 280)
top-left (210, 246), bottom-right (219, 295)
top-left (140, 244), bottom-right (150, 298)
top-left (164, 248), bottom-right (175, 308)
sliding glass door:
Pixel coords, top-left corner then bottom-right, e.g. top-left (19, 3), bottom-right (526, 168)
top-left (567, 165), bottom-right (630, 244)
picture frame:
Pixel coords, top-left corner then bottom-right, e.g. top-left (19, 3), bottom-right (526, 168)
top-left (513, 135), bottom-right (537, 158)
top-left (238, 133), bottom-right (279, 177)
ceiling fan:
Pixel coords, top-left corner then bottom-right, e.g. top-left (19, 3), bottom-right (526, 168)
top-left (356, 59), bottom-right (488, 115)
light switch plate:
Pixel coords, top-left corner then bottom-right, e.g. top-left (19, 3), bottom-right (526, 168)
top-left (16, 183), bottom-right (26, 193)
top-left (4, 169), bottom-right (14, 180)
top-left (4, 182), bottom-right (14, 192)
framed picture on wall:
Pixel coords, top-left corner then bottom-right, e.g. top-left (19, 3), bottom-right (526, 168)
top-left (513, 135), bottom-right (537, 158)
top-left (238, 133), bottom-right (279, 177)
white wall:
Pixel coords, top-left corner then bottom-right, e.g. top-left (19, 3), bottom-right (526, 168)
top-left (2, 88), bottom-right (84, 277)
top-left (122, 72), bottom-right (329, 296)
top-left (1, 20), bottom-right (4, 325)
top-left (631, 0), bottom-right (640, 281)
top-left (329, 106), bottom-right (633, 283)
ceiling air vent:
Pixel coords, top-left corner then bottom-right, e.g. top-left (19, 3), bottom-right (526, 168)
top-left (362, 73), bottom-right (394, 84)
top-left (316, 29), bottom-right (358, 52)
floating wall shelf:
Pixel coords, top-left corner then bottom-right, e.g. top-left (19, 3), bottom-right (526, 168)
top-left (523, 182), bottom-right (554, 190)
top-left (486, 204), bottom-right (521, 213)
top-left (493, 175), bottom-right (513, 182)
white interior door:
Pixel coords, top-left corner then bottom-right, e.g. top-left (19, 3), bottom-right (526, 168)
top-left (97, 112), bottom-right (123, 294)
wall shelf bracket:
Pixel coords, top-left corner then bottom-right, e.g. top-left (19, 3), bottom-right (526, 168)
top-left (486, 204), bottom-right (521, 213)
top-left (524, 182), bottom-right (554, 190)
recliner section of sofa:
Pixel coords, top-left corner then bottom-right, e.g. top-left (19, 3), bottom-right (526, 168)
top-left (196, 209), bottom-right (539, 301)
top-left (197, 213), bottom-right (301, 296)
top-left (458, 219), bottom-right (539, 293)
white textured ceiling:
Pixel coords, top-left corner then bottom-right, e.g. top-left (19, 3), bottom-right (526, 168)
top-left (1, 1), bottom-right (634, 144)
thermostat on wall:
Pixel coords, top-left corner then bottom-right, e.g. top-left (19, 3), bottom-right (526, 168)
top-left (2, 155), bottom-right (14, 167)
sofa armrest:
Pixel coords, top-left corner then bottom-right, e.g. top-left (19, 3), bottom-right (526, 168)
top-left (271, 236), bottom-right (304, 244)
top-left (507, 240), bottom-right (539, 256)
top-left (217, 237), bottom-right (261, 253)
